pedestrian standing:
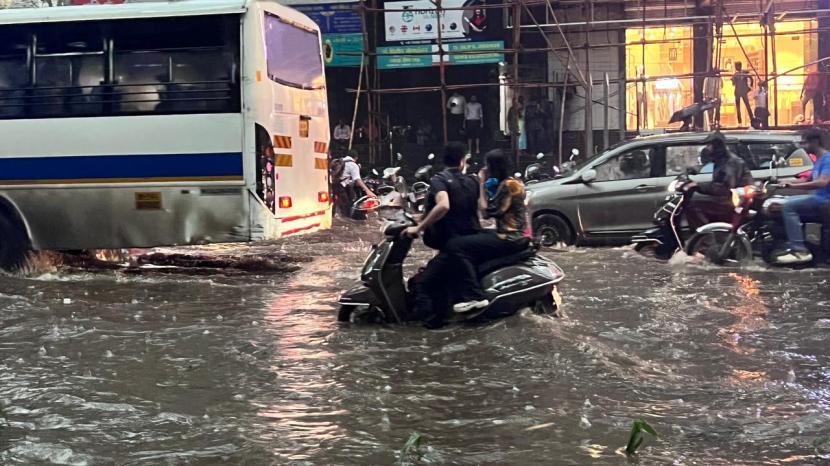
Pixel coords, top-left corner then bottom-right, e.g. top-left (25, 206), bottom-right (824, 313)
top-left (703, 70), bottom-right (723, 129)
top-left (754, 82), bottom-right (769, 129)
top-left (525, 100), bottom-right (545, 155)
top-left (333, 119), bottom-right (351, 154)
top-left (447, 92), bottom-right (467, 141)
top-left (802, 65), bottom-right (825, 123)
top-left (732, 62), bottom-right (754, 127)
top-left (464, 95), bottom-right (484, 155)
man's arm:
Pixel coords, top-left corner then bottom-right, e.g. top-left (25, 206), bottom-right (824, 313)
top-left (355, 178), bottom-right (375, 197)
top-left (404, 191), bottom-right (449, 237)
top-left (782, 174), bottom-right (830, 190)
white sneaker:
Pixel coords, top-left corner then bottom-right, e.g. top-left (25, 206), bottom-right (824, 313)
top-left (775, 249), bottom-right (813, 265)
top-left (453, 299), bottom-right (489, 313)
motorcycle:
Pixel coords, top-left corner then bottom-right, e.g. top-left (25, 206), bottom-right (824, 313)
top-left (525, 153), bottom-right (558, 184)
top-left (337, 213), bottom-right (565, 324)
top-left (687, 181), bottom-right (830, 266)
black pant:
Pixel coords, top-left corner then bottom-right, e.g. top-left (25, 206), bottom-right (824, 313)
top-left (445, 231), bottom-right (528, 302)
top-left (685, 198), bottom-right (735, 230)
top-left (333, 183), bottom-right (356, 217)
top-left (411, 251), bottom-right (454, 326)
top-left (756, 107), bottom-right (770, 129)
top-left (735, 93), bottom-right (753, 125)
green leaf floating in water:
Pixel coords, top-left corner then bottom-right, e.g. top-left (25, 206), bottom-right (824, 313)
top-left (626, 419), bottom-right (657, 457)
top-left (398, 432), bottom-right (423, 465)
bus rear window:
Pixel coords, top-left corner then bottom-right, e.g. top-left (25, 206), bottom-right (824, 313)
top-left (264, 13), bottom-right (324, 90)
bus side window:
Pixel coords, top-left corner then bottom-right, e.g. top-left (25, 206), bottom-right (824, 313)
top-left (112, 15), bottom-right (239, 115)
top-left (0, 27), bottom-right (28, 120)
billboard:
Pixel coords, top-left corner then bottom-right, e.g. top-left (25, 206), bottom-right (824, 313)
top-left (293, 2), bottom-right (363, 67)
top-left (383, 0), bottom-right (490, 43)
top-left (378, 0), bottom-right (502, 69)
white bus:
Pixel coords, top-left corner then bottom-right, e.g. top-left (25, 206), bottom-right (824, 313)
top-left (0, 0), bottom-right (332, 269)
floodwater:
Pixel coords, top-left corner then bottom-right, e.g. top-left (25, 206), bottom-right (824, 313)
top-left (2, 219), bottom-right (830, 465)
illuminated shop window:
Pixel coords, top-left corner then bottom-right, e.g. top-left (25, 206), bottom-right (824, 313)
top-left (625, 26), bottom-right (694, 130)
top-left (718, 20), bottom-right (818, 127)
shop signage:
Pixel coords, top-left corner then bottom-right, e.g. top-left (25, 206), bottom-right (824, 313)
top-left (378, 0), bottom-right (501, 69)
top-left (382, 0), bottom-right (492, 43)
top-left (377, 40), bottom-right (504, 69)
top-left (294, 2), bottom-right (363, 67)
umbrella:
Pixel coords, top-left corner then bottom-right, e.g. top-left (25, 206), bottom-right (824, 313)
top-left (668, 99), bottom-right (718, 124)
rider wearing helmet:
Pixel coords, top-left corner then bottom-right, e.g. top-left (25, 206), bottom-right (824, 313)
top-left (684, 132), bottom-right (753, 229)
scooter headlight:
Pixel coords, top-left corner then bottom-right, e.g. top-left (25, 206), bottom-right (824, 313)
top-left (731, 189), bottom-right (741, 208)
top-left (667, 180), bottom-right (678, 192)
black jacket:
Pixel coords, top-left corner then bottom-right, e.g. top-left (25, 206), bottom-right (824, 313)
top-left (697, 152), bottom-right (753, 198)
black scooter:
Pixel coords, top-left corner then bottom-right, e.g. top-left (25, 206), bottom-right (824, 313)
top-left (631, 169), bottom-right (697, 259)
top-left (337, 214), bottom-right (565, 324)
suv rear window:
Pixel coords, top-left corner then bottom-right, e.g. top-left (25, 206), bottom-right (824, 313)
top-left (740, 142), bottom-right (801, 169)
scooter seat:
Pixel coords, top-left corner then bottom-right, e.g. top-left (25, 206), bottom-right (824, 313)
top-left (477, 247), bottom-right (534, 276)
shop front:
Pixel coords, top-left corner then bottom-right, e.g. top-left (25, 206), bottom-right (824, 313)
top-left (625, 20), bottom-right (820, 132)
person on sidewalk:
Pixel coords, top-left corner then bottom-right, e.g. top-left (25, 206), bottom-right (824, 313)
top-left (776, 128), bottom-right (830, 264)
top-left (753, 82), bottom-right (770, 129)
top-left (464, 95), bottom-right (484, 155)
top-left (445, 149), bottom-right (529, 313)
top-left (732, 62), bottom-right (754, 127)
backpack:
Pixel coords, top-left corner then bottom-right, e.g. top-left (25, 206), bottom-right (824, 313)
top-left (329, 158), bottom-right (345, 183)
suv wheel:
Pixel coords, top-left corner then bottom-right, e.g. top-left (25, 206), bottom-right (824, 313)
top-left (533, 214), bottom-right (573, 247)
top-left (0, 212), bottom-right (30, 272)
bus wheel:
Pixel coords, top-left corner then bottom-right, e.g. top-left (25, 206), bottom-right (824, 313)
top-left (0, 212), bottom-right (30, 272)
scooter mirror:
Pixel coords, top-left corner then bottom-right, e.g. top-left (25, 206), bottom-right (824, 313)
top-left (396, 153), bottom-right (403, 161)
top-left (571, 148), bottom-right (580, 156)
top-left (372, 169), bottom-right (379, 176)
top-left (536, 152), bottom-right (545, 160)
top-left (514, 172), bottom-right (523, 179)
top-left (427, 153), bottom-right (435, 160)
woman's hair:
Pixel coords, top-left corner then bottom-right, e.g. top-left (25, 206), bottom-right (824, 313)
top-left (485, 149), bottom-right (512, 182)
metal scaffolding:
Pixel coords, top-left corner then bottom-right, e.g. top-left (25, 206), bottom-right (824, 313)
top-left (348, 0), bottom-right (830, 164)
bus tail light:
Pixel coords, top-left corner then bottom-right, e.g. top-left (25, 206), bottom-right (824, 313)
top-left (279, 196), bottom-right (293, 209)
top-left (318, 191), bottom-right (330, 203)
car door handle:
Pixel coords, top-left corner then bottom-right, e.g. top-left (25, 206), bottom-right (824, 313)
top-left (634, 184), bottom-right (655, 192)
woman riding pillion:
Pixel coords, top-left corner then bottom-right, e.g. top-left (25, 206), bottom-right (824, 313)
top-left (446, 149), bottom-right (530, 313)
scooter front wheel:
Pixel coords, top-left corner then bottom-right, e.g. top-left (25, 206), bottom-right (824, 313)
top-left (686, 231), bottom-right (753, 265)
top-left (634, 242), bottom-right (672, 260)
top-left (338, 305), bottom-right (386, 324)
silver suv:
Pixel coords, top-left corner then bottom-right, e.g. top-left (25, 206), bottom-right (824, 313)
top-left (527, 131), bottom-right (813, 246)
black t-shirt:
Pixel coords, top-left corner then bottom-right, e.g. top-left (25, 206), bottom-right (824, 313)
top-left (424, 168), bottom-right (481, 249)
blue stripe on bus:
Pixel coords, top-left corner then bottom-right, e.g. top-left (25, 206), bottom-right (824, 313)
top-left (0, 152), bottom-right (243, 181)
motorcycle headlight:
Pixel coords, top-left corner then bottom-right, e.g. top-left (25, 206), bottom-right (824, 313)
top-left (731, 189), bottom-right (740, 208)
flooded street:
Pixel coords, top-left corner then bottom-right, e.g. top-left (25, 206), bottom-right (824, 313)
top-left (2, 219), bottom-right (830, 465)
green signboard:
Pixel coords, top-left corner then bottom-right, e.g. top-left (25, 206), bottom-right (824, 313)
top-left (376, 44), bottom-right (433, 69)
top-left (323, 33), bottom-right (363, 67)
top-left (376, 41), bottom-right (504, 70)
top-left (448, 41), bottom-right (504, 65)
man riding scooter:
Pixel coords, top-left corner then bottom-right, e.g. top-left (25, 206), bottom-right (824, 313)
top-left (403, 142), bottom-right (480, 328)
top-left (684, 132), bottom-right (753, 230)
top-left (777, 128), bottom-right (830, 264)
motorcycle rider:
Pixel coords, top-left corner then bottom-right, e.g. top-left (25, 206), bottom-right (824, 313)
top-left (777, 128), bottom-right (830, 264)
top-left (684, 132), bottom-right (753, 230)
top-left (403, 142), bottom-right (481, 328)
